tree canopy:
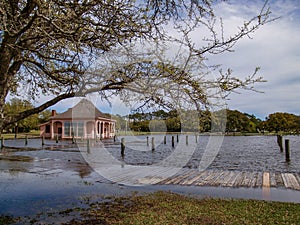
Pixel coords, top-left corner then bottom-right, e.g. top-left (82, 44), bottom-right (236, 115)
top-left (3, 98), bottom-right (53, 133)
top-left (123, 109), bottom-right (300, 134)
top-left (0, 0), bottom-right (274, 133)
top-left (263, 112), bottom-right (300, 133)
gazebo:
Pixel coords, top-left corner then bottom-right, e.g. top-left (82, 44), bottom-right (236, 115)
top-left (39, 99), bottom-right (116, 139)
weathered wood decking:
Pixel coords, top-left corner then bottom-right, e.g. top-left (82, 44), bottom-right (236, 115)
top-left (136, 169), bottom-right (300, 191)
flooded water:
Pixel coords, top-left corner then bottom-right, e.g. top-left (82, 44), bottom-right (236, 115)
top-left (1, 135), bottom-right (300, 221)
top-left (108, 134), bottom-right (300, 173)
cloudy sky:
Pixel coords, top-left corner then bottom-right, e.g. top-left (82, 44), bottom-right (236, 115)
top-left (208, 0), bottom-right (300, 119)
top-left (44, 0), bottom-right (300, 120)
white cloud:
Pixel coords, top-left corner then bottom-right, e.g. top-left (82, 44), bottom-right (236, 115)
top-left (201, 0), bottom-right (300, 118)
top-left (29, 0), bottom-right (300, 119)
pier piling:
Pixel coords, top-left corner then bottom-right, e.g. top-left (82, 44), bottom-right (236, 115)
top-left (121, 138), bottom-right (125, 158)
top-left (151, 137), bottom-right (155, 151)
top-left (172, 136), bottom-right (175, 148)
top-left (285, 139), bottom-right (290, 162)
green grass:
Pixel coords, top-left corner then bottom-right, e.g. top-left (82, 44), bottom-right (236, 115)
top-left (0, 130), bottom-right (40, 139)
top-left (3, 191), bottom-right (300, 224)
top-left (57, 191), bottom-right (300, 225)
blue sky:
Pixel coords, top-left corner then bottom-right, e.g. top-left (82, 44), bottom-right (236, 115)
top-left (36, 0), bottom-right (300, 120)
top-left (207, 0), bottom-right (300, 119)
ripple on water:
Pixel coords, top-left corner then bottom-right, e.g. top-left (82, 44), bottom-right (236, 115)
top-left (103, 135), bottom-right (300, 173)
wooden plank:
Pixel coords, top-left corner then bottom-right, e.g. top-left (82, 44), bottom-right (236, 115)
top-left (281, 173), bottom-right (289, 188)
top-left (240, 171), bottom-right (254, 187)
top-left (194, 170), bottom-right (215, 186)
top-left (269, 172), bottom-right (277, 187)
top-left (164, 170), bottom-right (198, 184)
top-left (262, 172), bottom-right (270, 188)
top-left (212, 171), bottom-right (232, 186)
top-left (281, 173), bottom-right (300, 190)
top-left (180, 170), bottom-right (203, 185)
top-left (157, 170), bottom-right (183, 185)
top-left (255, 172), bottom-right (263, 188)
top-left (178, 170), bottom-right (200, 185)
top-left (171, 170), bottom-right (197, 185)
top-left (249, 172), bottom-right (259, 187)
top-left (233, 172), bottom-right (246, 187)
top-left (138, 176), bottom-right (164, 185)
top-left (295, 173), bottom-right (300, 185)
top-left (275, 172), bottom-right (284, 187)
top-left (153, 170), bottom-right (300, 190)
top-left (222, 171), bottom-right (239, 187)
top-left (188, 170), bottom-right (210, 186)
top-left (210, 171), bottom-right (229, 186)
top-left (200, 171), bottom-right (223, 186)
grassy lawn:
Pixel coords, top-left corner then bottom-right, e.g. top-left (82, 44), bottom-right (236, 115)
top-left (69, 192), bottom-right (300, 225)
top-left (5, 191), bottom-right (298, 224)
top-left (0, 130), bottom-right (40, 139)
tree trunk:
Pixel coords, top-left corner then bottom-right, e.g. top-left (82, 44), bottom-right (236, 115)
top-left (0, 33), bottom-right (20, 134)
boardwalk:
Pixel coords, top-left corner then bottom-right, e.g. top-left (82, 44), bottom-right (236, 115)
top-left (136, 169), bottom-right (300, 191)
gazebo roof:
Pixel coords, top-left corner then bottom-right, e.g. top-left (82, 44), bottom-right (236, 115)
top-left (51, 99), bottom-right (112, 120)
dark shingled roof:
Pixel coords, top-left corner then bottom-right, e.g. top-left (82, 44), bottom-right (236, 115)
top-left (51, 99), bottom-right (112, 120)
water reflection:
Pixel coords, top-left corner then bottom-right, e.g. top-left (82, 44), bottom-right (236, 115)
top-left (0, 148), bottom-right (93, 178)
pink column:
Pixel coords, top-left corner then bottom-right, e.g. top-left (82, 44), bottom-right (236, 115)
top-left (101, 122), bottom-right (104, 138)
top-left (83, 121), bottom-right (87, 139)
top-left (51, 121), bottom-right (54, 139)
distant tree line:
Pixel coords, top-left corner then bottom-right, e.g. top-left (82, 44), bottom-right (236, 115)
top-left (3, 98), bottom-right (300, 134)
top-left (116, 109), bottom-right (300, 134)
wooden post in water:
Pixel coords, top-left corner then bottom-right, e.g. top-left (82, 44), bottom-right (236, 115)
top-left (0, 137), bottom-right (4, 150)
top-left (172, 136), bottom-right (175, 148)
top-left (146, 137), bottom-right (149, 146)
top-left (277, 135), bottom-right (283, 152)
top-left (113, 135), bottom-right (116, 142)
top-left (42, 136), bottom-right (45, 146)
top-left (285, 139), bottom-right (290, 162)
top-left (186, 135), bottom-right (188, 145)
top-left (121, 138), bottom-right (125, 158)
top-left (195, 134), bottom-right (198, 143)
top-left (164, 136), bottom-right (166, 144)
top-left (151, 137), bottom-right (155, 151)
top-left (87, 139), bottom-right (90, 153)
top-left (176, 134), bottom-right (179, 143)
top-left (72, 132), bottom-right (75, 144)
top-left (25, 135), bottom-right (28, 145)
top-left (56, 135), bottom-right (59, 143)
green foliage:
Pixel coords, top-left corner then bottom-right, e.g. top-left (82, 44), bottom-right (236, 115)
top-left (125, 109), bottom-right (300, 134)
top-left (38, 109), bottom-right (52, 124)
top-left (3, 99), bottom-right (55, 133)
top-left (166, 117), bottom-right (181, 132)
top-left (264, 112), bottom-right (300, 133)
top-left (226, 110), bottom-right (261, 133)
top-left (111, 114), bottom-right (127, 131)
top-left (4, 98), bottom-right (39, 132)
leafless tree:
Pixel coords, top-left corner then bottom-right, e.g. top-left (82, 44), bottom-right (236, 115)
top-left (0, 0), bottom-right (274, 132)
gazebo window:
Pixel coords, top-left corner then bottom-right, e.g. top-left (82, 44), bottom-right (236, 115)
top-left (64, 122), bottom-right (71, 136)
top-left (77, 122), bottom-right (84, 137)
top-left (45, 125), bottom-right (50, 133)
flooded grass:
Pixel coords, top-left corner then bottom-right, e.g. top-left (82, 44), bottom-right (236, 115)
top-left (9, 191), bottom-right (300, 225)
top-left (1, 136), bottom-right (300, 224)
top-left (0, 215), bottom-right (16, 224)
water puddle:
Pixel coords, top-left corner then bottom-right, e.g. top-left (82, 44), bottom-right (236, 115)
top-left (0, 136), bottom-right (300, 223)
